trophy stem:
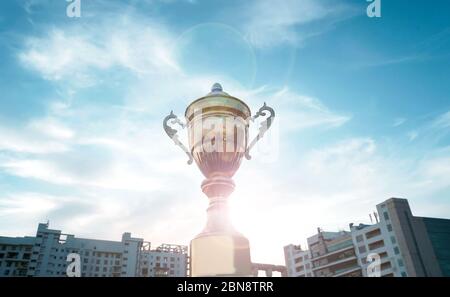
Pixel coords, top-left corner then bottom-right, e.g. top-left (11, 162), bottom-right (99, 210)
top-left (200, 176), bottom-right (235, 235)
top-left (190, 175), bottom-right (252, 276)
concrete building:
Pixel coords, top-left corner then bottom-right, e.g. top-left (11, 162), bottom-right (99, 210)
top-left (251, 263), bottom-right (287, 277)
top-left (284, 198), bottom-right (450, 277)
top-left (421, 218), bottom-right (450, 276)
top-left (308, 229), bottom-right (362, 277)
top-left (0, 236), bottom-right (35, 277)
top-left (139, 243), bottom-right (188, 277)
top-left (0, 222), bottom-right (187, 277)
top-left (376, 198), bottom-right (449, 277)
top-left (284, 230), bottom-right (362, 277)
top-left (350, 222), bottom-right (405, 277)
top-left (284, 245), bottom-right (312, 277)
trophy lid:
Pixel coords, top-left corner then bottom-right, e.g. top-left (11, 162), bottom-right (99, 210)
top-left (185, 83), bottom-right (251, 121)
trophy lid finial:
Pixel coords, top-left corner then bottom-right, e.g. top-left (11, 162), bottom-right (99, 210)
top-left (211, 83), bottom-right (223, 93)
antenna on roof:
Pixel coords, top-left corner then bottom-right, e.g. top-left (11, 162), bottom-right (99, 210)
top-left (374, 212), bottom-right (379, 223)
top-left (369, 213), bottom-right (373, 224)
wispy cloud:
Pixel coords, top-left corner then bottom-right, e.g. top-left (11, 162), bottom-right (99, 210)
top-left (393, 117), bottom-right (407, 127)
top-left (433, 110), bottom-right (450, 129)
top-left (242, 0), bottom-right (358, 48)
top-left (269, 87), bottom-right (351, 131)
top-left (19, 18), bottom-right (180, 85)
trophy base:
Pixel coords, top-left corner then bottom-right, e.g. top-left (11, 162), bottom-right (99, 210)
top-left (190, 232), bottom-right (252, 277)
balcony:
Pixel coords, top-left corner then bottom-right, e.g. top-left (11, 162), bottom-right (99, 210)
top-left (368, 240), bottom-right (385, 251)
top-left (312, 255), bottom-right (357, 271)
top-left (311, 245), bottom-right (354, 262)
top-left (365, 228), bottom-right (381, 240)
top-left (333, 266), bottom-right (362, 277)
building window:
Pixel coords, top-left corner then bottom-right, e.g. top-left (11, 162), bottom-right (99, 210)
top-left (394, 247), bottom-right (400, 255)
top-left (391, 236), bottom-right (396, 244)
top-left (379, 252), bottom-right (388, 259)
top-left (383, 212), bottom-right (389, 220)
top-left (380, 261), bottom-right (392, 271)
top-left (387, 224), bottom-right (393, 232)
top-left (401, 271), bottom-right (407, 277)
top-left (356, 235), bottom-right (364, 242)
top-left (365, 228), bottom-right (382, 239)
top-left (358, 245), bottom-right (367, 254)
top-left (398, 259), bottom-right (404, 267)
top-left (368, 240), bottom-right (384, 251)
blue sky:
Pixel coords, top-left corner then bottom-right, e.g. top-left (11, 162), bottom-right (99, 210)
top-left (0, 0), bottom-right (449, 265)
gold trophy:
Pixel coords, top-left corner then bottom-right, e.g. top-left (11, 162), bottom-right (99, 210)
top-left (163, 83), bottom-right (275, 276)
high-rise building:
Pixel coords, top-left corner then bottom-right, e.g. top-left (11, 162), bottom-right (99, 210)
top-left (376, 198), bottom-right (449, 277)
top-left (284, 198), bottom-right (450, 277)
top-left (0, 222), bottom-right (188, 277)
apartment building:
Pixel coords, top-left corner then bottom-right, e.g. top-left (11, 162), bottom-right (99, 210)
top-left (284, 244), bottom-right (312, 277)
top-left (350, 223), bottom-right (406, 277)
top-left (0, 236), bottom-right (35, 277)
top-left (139, 244), bottom-right (188, 277)
top-left (0, 222), bottom-right (188, 277)
top-left (284, 198), bottom-right (450, 277)
top-left (308, 230), bottom-right (362, 277)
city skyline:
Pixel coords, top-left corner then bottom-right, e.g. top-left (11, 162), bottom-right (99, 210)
top-left (0, 0), bottom-right (450, 266)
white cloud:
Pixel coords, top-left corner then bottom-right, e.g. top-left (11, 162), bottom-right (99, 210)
top-left (19, 17), bottom-right (180, 85)
top-left (393, 117), bottom-right (407, 127)
top-left (28, 117), bottom-right (75, 140)
top-left (269, 87), bottom-right (351, 131)
top-left (0, 193), bottom-right (58, 216)
top-left (0, 125), bottom-right (70, 154)
top-left (242, 0), bottom-right (357, 47)
top-left (433, 110), bottom-right (450, 129)
top-left (407, 130), bottom-right (419, 141)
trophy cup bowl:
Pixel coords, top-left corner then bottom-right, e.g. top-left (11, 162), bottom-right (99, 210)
top-left (163, 83), bottom-right (274, 276)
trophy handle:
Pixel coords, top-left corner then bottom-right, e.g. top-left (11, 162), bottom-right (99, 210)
top-left (245, 102), bottom-right (275, 160)
top-left (163, 111), bottom-right (193, 165)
